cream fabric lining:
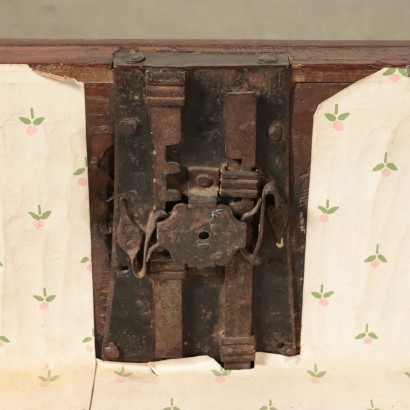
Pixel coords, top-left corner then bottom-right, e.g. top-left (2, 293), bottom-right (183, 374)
top-left (1, 65), bottom-right (409, 410)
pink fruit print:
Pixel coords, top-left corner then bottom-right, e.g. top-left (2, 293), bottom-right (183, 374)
top-left (38, 369), bottom-right (59, 388)
top-left (114, 365), bottom-right (132, 383)
top-left (307, 363), bottom-right (326, 384)
top-left (324, 104), bottom-right (350, 131)
top-left (366, 399), bottom-right (380, 410)
top-left (355, 323), bottom-right (378, 344)
top-left (318, 199), bottom-right (339, 222)
top-left (162, 398), bottom-right (181, 410)
top-left (82, 328), bottom-right (95, 353)
top-left (383, 67), bottom-right (409, 82)
top-left (0, 335), bottom-right (10, 348)
top-left (28, 204), bottom-right (52, 229)
top-left (81, 256), bottom-right (92, 272)
top-left (372, 152), bottom-right (398, 177)
top-left (211, 366), bottom-right (231, 382)
top-left (74, 157), bottom-right (88, 186)
top-left (259, 399), bottom-right (278, 410)
top-left (364, 244), bottom-right (387, 267)
top-left (33, 288), bottom-right (56, 310)
top-left (311, 284), bottom-right (334, 307)
top-left (19, 108), bottom-right (45, 135)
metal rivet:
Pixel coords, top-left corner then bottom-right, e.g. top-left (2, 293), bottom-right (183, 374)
top-left (210, 251), bottom-right (223, 262)
top-left (196, 174), bottom-right (214, 188)
top-left (89, 156), bottom-right (99, 167)
top-left (197, 242), bottom-right (210, 250)
top-left (120, 117), bottom-right (140, 135)
top-left (103, 342), bottom-right (120, 360)
top-left (126, 240), bottom-right (136, 248)
top-left (126, 51), bottom-right (145, 64)
top-left (257, 54), bottom-right (278, 64)
top-left (276, 342), bottom-right (298, 356)
top-left (267, 121), bottom-right (283, 141)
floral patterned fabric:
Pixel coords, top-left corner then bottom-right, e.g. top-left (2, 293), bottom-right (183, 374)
top-left (2, 65), bottom-right (410, 409)
top-left (0, 65), bottom-right (95, 409)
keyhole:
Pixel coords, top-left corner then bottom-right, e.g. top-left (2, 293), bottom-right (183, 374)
top-left (198, 231), bottom-right (210, 240)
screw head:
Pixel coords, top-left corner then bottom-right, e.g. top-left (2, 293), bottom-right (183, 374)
top-left (210, 251), bottom-right (223, 262)
top-left (257, 54), bottom-right (278, 64)
top-left (196, 174), bottom-right (214, 188)
top-left (267, 121), bottom-right (283, 141)
top-left (120, 117), bottom-right (140, 135)
top-left (126, 239), bottom-right (137, 248)
top-left (126, 51), bottom-right (145, 64)
top-left (197, 241), bottom-right (210, 250)
top-left (103, 342), bottom-right (120, 360)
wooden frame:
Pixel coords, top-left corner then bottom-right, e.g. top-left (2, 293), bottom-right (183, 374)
top-left (2, 39), bottom-right (409, 358)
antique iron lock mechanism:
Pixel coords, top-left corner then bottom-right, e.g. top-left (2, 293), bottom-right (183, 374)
top-left (103, 51), bottom-right (296, 369)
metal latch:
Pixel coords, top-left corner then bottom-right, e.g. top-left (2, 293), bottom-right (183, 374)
top-left (103, 51), bottom-right (296, 369)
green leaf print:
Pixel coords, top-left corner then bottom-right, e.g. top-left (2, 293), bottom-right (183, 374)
top-left (74, 168), bottom-right (86, 176)
top-left (40, 211), bottom-right (52, 220)
top-left (337, 112), bottom-right (350, 120)
top-left (19, 117), bottom-right (31, 124)
top-left (0, 336), bottom-right (10, 343)
top-left (326, 206), bottom-right (339, 214)
top-left (311, 292), bottom-right (321, 299)
top-left (364, 255), bottom-right (376, 262)
top-left (33, 117), bottom-right (45, 126)
top-left (33, 295), bottom-right (44, 302)
top-left (377, 254), bottom-right (387, 263)
top-left (28, 212), bottom-right (40, 220)
top-left (372, 163), bottom-right (385, 171)
top-left (355, 333), bottom-right (366, 340)
top-left (323, 291), bottom-right (334, 297)
top-left (325, 113), bottom-right (337, 121)
top-left (386, 163), bottom-right (398, 170)
top-left (398, 68), bottom-right (409, 77)
top-left (383, 68), bottom-right (396, 76)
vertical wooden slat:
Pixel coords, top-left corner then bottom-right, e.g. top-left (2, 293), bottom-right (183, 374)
top-left (85, 82), bottom-right (114, 355)
top-left (290, 82), bottom-right (349, 344)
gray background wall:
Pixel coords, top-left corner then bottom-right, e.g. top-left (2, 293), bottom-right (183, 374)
top-left (0, 0), bottom-right (409, 39)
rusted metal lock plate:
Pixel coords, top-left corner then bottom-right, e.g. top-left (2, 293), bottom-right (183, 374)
top-left (103, 51), bottom-right (297, 369)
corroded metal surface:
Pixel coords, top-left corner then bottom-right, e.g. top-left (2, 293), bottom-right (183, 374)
top-left (157, 204), bottom-right (246, 268)
top-left (103, 50), bottom-right (294, 368)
